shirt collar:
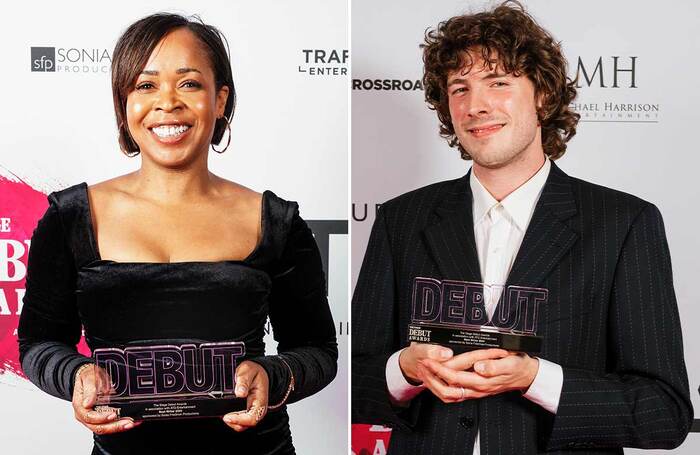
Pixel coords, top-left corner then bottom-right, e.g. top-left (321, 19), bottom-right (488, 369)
top-left (470, 158), bottom-right (551, 231)
top-left (470, 169), bottom-right (499, 226)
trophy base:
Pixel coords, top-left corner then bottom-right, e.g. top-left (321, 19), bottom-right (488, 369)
top-left (408, 323), bottom-right (541, 354)
top-left (95, 396), bottom-right (247, 421)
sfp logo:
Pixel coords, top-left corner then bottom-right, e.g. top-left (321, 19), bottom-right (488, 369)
top-left (31, 47), bottom-right (55, 72)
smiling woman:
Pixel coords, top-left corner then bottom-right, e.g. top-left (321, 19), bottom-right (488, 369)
top-left (112, 14), bottom-right (235, 159)
top-left (16, 13), bottom-right (337, 455)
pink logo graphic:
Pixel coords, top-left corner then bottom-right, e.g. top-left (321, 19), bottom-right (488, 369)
top-left (0, 175), bottom-right (89, 378)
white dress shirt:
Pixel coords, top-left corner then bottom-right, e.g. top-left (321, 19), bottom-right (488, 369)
top-left (385, 159), bottom-right (563, 454)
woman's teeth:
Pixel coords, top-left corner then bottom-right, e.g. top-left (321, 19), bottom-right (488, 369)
top-left (151, 125), bottom-right (190, 138)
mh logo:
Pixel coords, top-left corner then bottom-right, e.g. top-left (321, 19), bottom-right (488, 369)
top-left (31, 47), bottom-right (55, 72)
top-left (575, 56), bottom-right (637, 88)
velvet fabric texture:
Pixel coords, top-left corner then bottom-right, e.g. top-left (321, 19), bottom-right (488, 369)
top-left (18, 183), bottom-right (337, 455)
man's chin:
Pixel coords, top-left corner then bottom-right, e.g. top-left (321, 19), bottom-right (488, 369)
top-left (468, 153), bottom-right (514, 170)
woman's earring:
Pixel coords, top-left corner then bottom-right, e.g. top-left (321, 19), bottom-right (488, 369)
top-left (212, 116), bottom-right (231, 154)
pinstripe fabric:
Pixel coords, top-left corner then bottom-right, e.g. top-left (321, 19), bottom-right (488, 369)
top-left (351, 162), bottom-right (693, 454)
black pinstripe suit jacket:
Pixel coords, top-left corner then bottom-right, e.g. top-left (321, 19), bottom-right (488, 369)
top-left (352, 161), bottom-right (693, 454)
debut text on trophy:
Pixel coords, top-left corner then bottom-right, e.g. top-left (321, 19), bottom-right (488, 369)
top-left (408, 277), bottom-right (547, 353)
top-left (93, 342), bottom-right (246, 419)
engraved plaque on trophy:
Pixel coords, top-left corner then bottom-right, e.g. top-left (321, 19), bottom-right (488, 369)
top-left (93, 341), bottom-right (246, 420)
top-left (407, 277), bottom-right (545, 353)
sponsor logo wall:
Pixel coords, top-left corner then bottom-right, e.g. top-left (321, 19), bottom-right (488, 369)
top-left (0, 1), bottom-right (347, 453)
top-left (351, 0), bottom-right (700, 453)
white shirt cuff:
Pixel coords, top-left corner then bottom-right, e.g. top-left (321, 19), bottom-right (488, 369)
top-left (385, 349), bottom-right (425, 406)
top-left (522, 357), bottom-right (563, 414)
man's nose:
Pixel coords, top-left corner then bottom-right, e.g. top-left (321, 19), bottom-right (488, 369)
top-left (466, 87), bottom-right (491, 117)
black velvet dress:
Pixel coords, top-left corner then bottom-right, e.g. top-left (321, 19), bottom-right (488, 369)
top-left (17, 183), bottom-right (338, 455)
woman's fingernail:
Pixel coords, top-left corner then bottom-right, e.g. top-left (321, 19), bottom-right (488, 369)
top-left (475, 362), bottom-right (485, 373)
top-left (441, 349), bottom-right (453, 359)
top-left (235, 386), bottom-right (246, 395)
top-left (123, 422), bottom-right (134, 430)
top-left (108, 413), bottom-right (117, 421)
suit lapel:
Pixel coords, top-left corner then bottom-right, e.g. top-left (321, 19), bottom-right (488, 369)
top-left (422, 162), bottom-right (578, 302)
top-left (422, 172), bottom-right (482, 282)
top-left (505, 161), bottom-right (578, 290)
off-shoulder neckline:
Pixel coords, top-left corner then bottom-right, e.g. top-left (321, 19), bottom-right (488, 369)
top-left (78, 182), bottom-right (270, 266)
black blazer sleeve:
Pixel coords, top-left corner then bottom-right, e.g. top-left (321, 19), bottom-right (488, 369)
top-left (544, 203), bottom-right (693, 450)
top-left (351, 208), bottom-right (421, 430)
top-left (252, 208), bottom-right (338, 407)
top-left (17, 195), bottom-right (92, 401)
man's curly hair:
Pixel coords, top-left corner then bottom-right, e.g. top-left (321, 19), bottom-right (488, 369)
top-left (422, 1), bottom-right (579, 160)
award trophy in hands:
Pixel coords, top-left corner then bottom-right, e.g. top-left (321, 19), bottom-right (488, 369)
top-left (93, 341), bottom-right (246, 420)
top-left (408, 277), bottom-right (546, 354)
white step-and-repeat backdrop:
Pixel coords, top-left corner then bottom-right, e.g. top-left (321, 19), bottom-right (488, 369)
top-left (0, 1), bottom-right (348, 453)
top-left (351, 0), bottom-right (699, 454)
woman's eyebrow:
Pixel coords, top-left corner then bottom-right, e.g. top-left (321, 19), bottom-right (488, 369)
top-left (139, 67), bottom-right (202, 76)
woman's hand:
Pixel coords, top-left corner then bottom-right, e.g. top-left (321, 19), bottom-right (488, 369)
top-left (72, 364), bottom-right (141, 434)
top-left (223, 360), bottom-right (269, 431)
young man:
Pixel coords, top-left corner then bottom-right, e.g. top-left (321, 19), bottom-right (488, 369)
top-left (351, 2), bottom-right (693, 454)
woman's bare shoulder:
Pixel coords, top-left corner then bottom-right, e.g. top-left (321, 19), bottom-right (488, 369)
top-left (87, 174), bottom-right (135, 195)
top-left (85, 174), bottom-right (139, 216)
top-left (214, 176), bottom-right (263, 209)
top-left (214, 178), bottom-right (264, 239)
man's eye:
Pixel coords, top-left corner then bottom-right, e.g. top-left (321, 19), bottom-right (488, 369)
top-left (452, 87), bottom-right (467, 95)
top-left (492, 81), bottom-right (508, 87)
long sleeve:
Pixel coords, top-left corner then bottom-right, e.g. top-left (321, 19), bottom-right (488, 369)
top-left (251, 209), bottom-right (338, 407)
top-left (522, 357), bottom-right (563, 414)
top-left (17, 195), bottom-right (92, 401)
top-left (385, 348), bottom-right (425, 405)
top-left (543, 203), bottom-right (693, 450)
top-left (351, 209), bottom-right (422, 429)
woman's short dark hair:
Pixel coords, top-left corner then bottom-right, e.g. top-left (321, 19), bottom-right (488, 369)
top-left (111, 13), bottom-right (235, 156)
top-left (422, 1), bottom-right (579, 160)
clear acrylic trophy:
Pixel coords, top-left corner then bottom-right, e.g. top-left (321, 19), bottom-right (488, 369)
top-left (407, 277), bottom-right (545, 353)
top-left (92, 341), bottom-right (246, 420)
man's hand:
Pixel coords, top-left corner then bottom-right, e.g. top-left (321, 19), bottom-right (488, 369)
top-left (398, 342), bottom-right (454, 385)
top-left (417, 349), bottom-right (539, 403)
